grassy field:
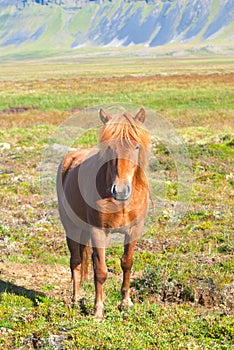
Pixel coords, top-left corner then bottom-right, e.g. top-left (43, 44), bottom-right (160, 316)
top-left (0, 56), bottom-right (234, 349)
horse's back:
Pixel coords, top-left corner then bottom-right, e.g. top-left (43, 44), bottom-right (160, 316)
top-left (62, 148), bottom-right (93, 182)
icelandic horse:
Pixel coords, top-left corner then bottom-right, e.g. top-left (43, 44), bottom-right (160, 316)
top-left (57, 108), bottom-right (150, 318)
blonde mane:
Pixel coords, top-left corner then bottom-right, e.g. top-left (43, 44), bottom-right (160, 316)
top-left (99, 112), bottom-right (150, 159)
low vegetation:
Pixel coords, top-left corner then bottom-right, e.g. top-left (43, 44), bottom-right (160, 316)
top-left (0, 56), bottom-right (233, 349)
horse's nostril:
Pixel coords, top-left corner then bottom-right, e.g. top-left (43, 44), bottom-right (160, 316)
top-left (111, 182), bottom-right (132, 201)
top-left (126, 184), bottom-right (131, 196)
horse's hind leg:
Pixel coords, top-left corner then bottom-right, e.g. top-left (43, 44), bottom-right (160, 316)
top-left (80, 243), bottom-right (90, 282)
top-left (91, 228), bottom-right (108, 319)
top-left (66, 237), bottom-right (81, 303)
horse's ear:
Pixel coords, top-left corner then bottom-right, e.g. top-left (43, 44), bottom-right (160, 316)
top-left (135, 108), bottom-right (146, 124)
top-left (99, 108), bottom-right (112, 124)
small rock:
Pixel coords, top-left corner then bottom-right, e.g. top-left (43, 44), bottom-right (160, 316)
top-left (48, 334), bottom-right (66, 350)
top-left (0, 143), bottom-right (11, 151)
top-left (221, 283), bottom-right (234, 313)
top-left (194, 278), bottom-right (221, 307)
top-left (0, 327), bottom-right (14, 335)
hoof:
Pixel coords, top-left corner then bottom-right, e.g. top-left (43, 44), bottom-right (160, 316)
top-left (71, 298), bottom-right (77, 307)
top-left (94, 309), bottom-right (104, 321)
top-left (94, 303), bottom-right (104, 320)
top-left (119, 298), bottom-right (133, 311)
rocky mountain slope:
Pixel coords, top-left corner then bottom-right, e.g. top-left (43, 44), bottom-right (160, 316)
top-left (0, 0), bottom-right (233, 56)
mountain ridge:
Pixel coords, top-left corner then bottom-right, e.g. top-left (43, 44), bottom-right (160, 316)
top-left (0, 0), bottom-right (233, 58)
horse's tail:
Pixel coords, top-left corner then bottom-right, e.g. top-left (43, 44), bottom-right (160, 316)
top-left (81, 245), bottom-right (92, 283)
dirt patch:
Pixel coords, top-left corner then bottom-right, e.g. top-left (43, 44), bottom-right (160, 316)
top-left (132, 268), bottom-right (234, 314)
top-left (2, 107), bottom-right (37, 114)
top-left (0, 109), bottom-right (68, 128)
top-left (0, 262), bottom-right (71, 301)
top-left (136, 238), bottom-right (180, 253)
top-left (93, 72), bottom-right (234, 87)
top-left (160, 279), bottom-right (193, 303)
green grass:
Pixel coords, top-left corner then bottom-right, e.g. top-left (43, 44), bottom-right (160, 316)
top-left (0, 72), bottom-right (233, 112)
top-left (0, 58), bottom-right (233, 349)
top-left (0, 291), bottom-right (233, 349)
top-left (68, 6), bottom-right (97, 34)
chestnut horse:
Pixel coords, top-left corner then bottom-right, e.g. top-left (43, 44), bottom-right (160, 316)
top-left (56, 108), bottom-right (150, 318)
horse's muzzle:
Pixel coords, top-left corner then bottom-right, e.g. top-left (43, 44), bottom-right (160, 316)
top-left (111, 181), bottom-right (132, 201)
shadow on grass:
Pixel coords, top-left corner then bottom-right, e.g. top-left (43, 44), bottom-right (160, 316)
top-left (78, 297), bottom-right (92, 316)
top-left (0, 280), bottom-right (46, 306)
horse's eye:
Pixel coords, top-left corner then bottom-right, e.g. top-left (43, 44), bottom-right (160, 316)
top-left (135, 145), bottom-right (140, 150)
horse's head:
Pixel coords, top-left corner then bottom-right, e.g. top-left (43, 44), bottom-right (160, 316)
top-left (99, 108), bottom-right (150, 201)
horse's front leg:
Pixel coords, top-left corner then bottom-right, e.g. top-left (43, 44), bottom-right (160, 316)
top-left (120, 237), bottom-right (138, 310)
top-left (120, 221), bottom-right (144, 310)
top-left (91, 228), bottom-right (108, 319)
